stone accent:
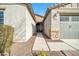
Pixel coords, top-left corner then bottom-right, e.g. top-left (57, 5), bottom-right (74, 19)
top-left (51, 31), bottom-right (60, 40)
top-left (51, 10), bottom-right (60, 40)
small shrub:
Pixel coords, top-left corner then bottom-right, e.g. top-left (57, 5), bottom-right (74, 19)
top-left (0, 24), bottom-right (14, 56)
top-left (32, 49), bottom-right (48, 56)
top-left (38, 51), bottom-right (48, 56)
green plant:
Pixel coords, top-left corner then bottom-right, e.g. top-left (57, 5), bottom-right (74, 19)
top-left (32, 49), bottom-right (48, 56)
top-left (0, 24), bottom-right (14, 56)
top-left (38, 50), bottom-right (48, 56)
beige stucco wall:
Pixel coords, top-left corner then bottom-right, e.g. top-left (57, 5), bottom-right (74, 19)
top-left (0, 4), bottom-right (36, 42)
top-left (44, 10), bottom-right (60, 40)
top-left (35, 15), bottom-right (43, 23)
top-left (52, 4), bottom-right (79, 39)
top-left (26, 7), bottom-right (36, 42)
top-left (44, 3), bottom-right (79, 40)
top-left (51, 8), bottom-right (79, 40)
top-left (51, 10), bottom-right (60, 40)
top-left (44, 12), bottom-right (51, 38)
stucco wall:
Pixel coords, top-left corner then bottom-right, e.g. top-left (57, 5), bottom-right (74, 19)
top-left (51, 10), bottom-right (60, 30)
top-left (57, 3), bottom-right (79, 39)
top-left (44, 10), bottom-right (60, 40)
top-left (35, 15), bottom-right (43, 23)
top-left (44, 12), bottom-right (51, 38)
top-left (0, 4), bottom-right (36, 42)
top-left (51, 10), bottom-right (60, 40)
top-left (26, 7), bottom-right (36, 42)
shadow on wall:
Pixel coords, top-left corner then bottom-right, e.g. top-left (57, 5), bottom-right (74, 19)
top-left (32, 24), bottom-right (36, 35)
top-left (36, 22), bottom-right (43, 32)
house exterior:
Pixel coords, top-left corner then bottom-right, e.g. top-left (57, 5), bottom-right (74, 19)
top-left (0, 3), bottom-right (36, 42)
top-left (35, 14), bottom-right (44, 32)
top-left (43, 3), bottom-right (79, 40)
top-left (35, 14), bottom-right (43, 23)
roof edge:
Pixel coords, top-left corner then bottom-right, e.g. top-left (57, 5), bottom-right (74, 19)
top-left (43, 8), bottom-right (51, 22)
top-left (43, 3), bottom-right (71, 22)
top-left (49, 3), bottom-right (70, 10)
top-left (26, 4), bottom-right (36, 23)
top-left (35, 14), bottom-right (44, 18)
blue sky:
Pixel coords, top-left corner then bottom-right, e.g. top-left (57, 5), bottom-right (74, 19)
top-left (32, 3), bottom-right (56, 16)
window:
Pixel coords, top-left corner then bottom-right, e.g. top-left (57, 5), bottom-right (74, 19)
top-left (0, 11), bottom-right (4, 24)
top-left (72, 3), bottom-right (77, 8)
top-left (77, 3), bottom-right (79, 7)
top-left (60, 16), bottom-right (69, 22)
top-left (71, 16), bottom-right (79, 21)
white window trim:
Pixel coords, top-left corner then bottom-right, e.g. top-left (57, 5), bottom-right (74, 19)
top-left (60, 16), bottom-right (79, 22)
top-left (60, 16), bottom-right (69, 22)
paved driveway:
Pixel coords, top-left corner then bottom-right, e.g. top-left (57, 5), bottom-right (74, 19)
top-left (32, 33), bottom-right (76, 51)
top-left (61, 39), bottom-right (79, 50)
top-left (47, 42), bottom-right (75, 51)
top-left (11, 33), bottom-right (79, 56)
top-left (32, 33), bottom-right (79, 56)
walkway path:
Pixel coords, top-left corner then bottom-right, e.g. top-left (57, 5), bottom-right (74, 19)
top-left (61, 39), bottom-right (79, 50)
top-left (10, 33), bottom-right (79, 56)
top-left (32, 33), bottom-right (79, 56)
top-left (32, 33), bottom-right (49, 51)
top-left (32, 33), bottom-right (76, 51)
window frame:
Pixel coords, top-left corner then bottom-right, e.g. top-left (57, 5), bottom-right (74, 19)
top-left (60, 16), bottom-right (69, 22)
top-left (71, 16), bottom-right (79, 22)
top-left (77, 3), bottom-right (79, 8)
top-left (0, 10), bottom-right (4, 24)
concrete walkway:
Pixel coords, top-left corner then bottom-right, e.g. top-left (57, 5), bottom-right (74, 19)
top-left (61, 39), bottom-right (79, 50)
top-left (32, 33), bottom-right (79, 56)
top-left (32, 33), bottom-right (49, 51)
top-left (32, 33), bottom-right (77, 51)
top-left (10, 33), bottom-right (79, 56)
top-left (47, 42), bottom-right (75, 51)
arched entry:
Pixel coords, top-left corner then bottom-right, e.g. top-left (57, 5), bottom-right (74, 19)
top-left (36, 22), bottom-right (43, 32)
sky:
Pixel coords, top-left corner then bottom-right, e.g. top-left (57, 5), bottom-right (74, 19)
top-left (32, 3), bottom-right (56, 16)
